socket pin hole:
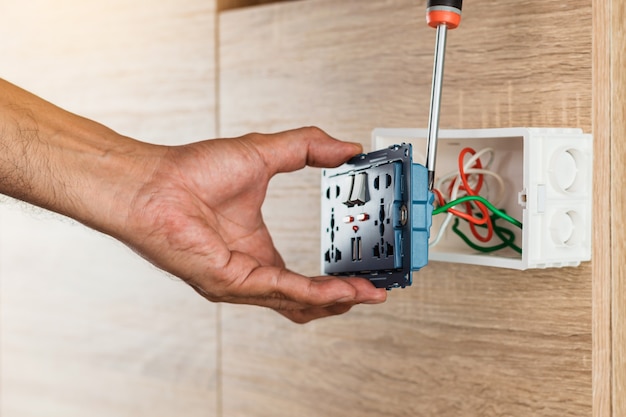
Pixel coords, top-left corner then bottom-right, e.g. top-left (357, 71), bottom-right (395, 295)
top-left (386, 242), bottom-right (394, 256)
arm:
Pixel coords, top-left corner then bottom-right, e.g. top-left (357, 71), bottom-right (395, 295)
top-left (0, 78), bottom-right (386, 323)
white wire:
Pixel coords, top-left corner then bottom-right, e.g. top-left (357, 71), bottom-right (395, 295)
top-left (437, 169), bottom-right (505, 203)
top-left (434, 147), bottom-right (495, 192)
top-left (429, 148), bottom-right (506, 248)
top-left (456, 169), bottom-right (506, 207)
top-left (429, 212), bottom-right (454, 248)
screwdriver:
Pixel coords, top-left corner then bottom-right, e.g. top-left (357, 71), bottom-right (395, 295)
top-left (424, 0), bottom-right (463, 190)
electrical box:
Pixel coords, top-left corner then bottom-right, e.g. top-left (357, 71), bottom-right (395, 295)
top-left (321, 144), bottom-right (433, 289)
top-left (373, 127), bottom-right (593, 270)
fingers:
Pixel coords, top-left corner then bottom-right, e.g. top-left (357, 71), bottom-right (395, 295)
top-left (249, 127), bottom-right (363, 175)
top-left (232, 265), bottom-right (385, 306)
top-left (199, 251), bottom-right (386, 321)
top-left (224, 261), bottom-right (355, 305)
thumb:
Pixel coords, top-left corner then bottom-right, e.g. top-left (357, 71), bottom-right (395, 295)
top-left (250, 126), bottom-right (363, 175)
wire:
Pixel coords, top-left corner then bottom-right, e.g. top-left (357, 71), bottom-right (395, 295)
top-left (437, 147), bottom-right (495, 191)
top-left (437, 168), bottom-right (506, 207)
top-left (430, 211), bottom-right (454, 248)
top-left (429, 146), bottom-right (523, 254)
top-left (438, 148), bottom-right (498, 240)
top-left (433, 195), bottom-right (523, 229)
top-left (457, 148), bottom-right (493, 242)
top-left (430, 148), bottom-right (495, 249)
top-left (451, 217), bottom-right (522, 254)
top-left (433, 188), bottom-right (488, 225)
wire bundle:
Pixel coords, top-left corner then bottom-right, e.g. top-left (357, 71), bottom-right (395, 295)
top-left (430, 147), bottom-right (523, 254)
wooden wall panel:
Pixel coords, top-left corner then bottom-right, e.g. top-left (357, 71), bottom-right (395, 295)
top-left (0, 1), bottom-right (218, 415)
top-left (591, 1), bottom-right (612, 415)
top-left (219, 1), bottom-right (593, 416)
top-left (610, 1), bottom-right (626, 415)
top-left (593, 0), bottom-right (626, 414)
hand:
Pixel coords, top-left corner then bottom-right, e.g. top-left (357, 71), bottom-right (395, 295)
top-left (119, 127), bottom-right (387, 323)
top-left (0, 80), bottom-right (386, 323)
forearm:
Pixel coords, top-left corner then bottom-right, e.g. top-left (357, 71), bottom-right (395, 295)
top-left (0, 78), bottom-right (163, 236)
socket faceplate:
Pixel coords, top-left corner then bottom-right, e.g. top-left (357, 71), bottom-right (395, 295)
top-left (321, 144), bottom-right (433, 289)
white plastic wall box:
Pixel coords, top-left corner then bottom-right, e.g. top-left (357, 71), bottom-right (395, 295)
top-left (373, 127), bottom-right (593, 270)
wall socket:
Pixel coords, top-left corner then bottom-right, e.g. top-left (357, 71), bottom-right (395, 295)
top-left (320, 144), bottom-right (433, 289)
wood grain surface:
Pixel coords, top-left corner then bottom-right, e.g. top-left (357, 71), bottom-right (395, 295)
top-left (0, 1), bottom-right (218, 415)
top-left (592, 1), bottom-right (612, 416)
top-left (219, 1), bottom-right (594, 416)
top-left (610, 1), bottom-right (626, 415)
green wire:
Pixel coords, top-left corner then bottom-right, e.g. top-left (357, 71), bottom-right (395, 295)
top-left (451, 217), bottom-right (522, 254)
top-left (432, 194), bottom-right (523, 253)
top-left (433, 195), bottom-right (523, 229)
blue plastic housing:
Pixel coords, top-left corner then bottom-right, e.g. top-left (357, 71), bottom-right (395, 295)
top-left (321, 144), bottom-right (433, 289)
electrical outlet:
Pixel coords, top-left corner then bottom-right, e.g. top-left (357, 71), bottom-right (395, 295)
top-left (373, 127), bottom-right (593, 270)
top-left (321, 144), bottom-right (433, 289)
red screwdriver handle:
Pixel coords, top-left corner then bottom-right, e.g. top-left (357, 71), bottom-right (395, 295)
top-left (427, 0), bottom-right (463, 29)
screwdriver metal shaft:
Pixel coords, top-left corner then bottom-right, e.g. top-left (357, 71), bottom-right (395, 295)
top-left (425, 23), bottom-right (448, 190)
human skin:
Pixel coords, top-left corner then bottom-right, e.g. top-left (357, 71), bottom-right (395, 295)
top-left (0, 78), bottom-right (386, 323)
